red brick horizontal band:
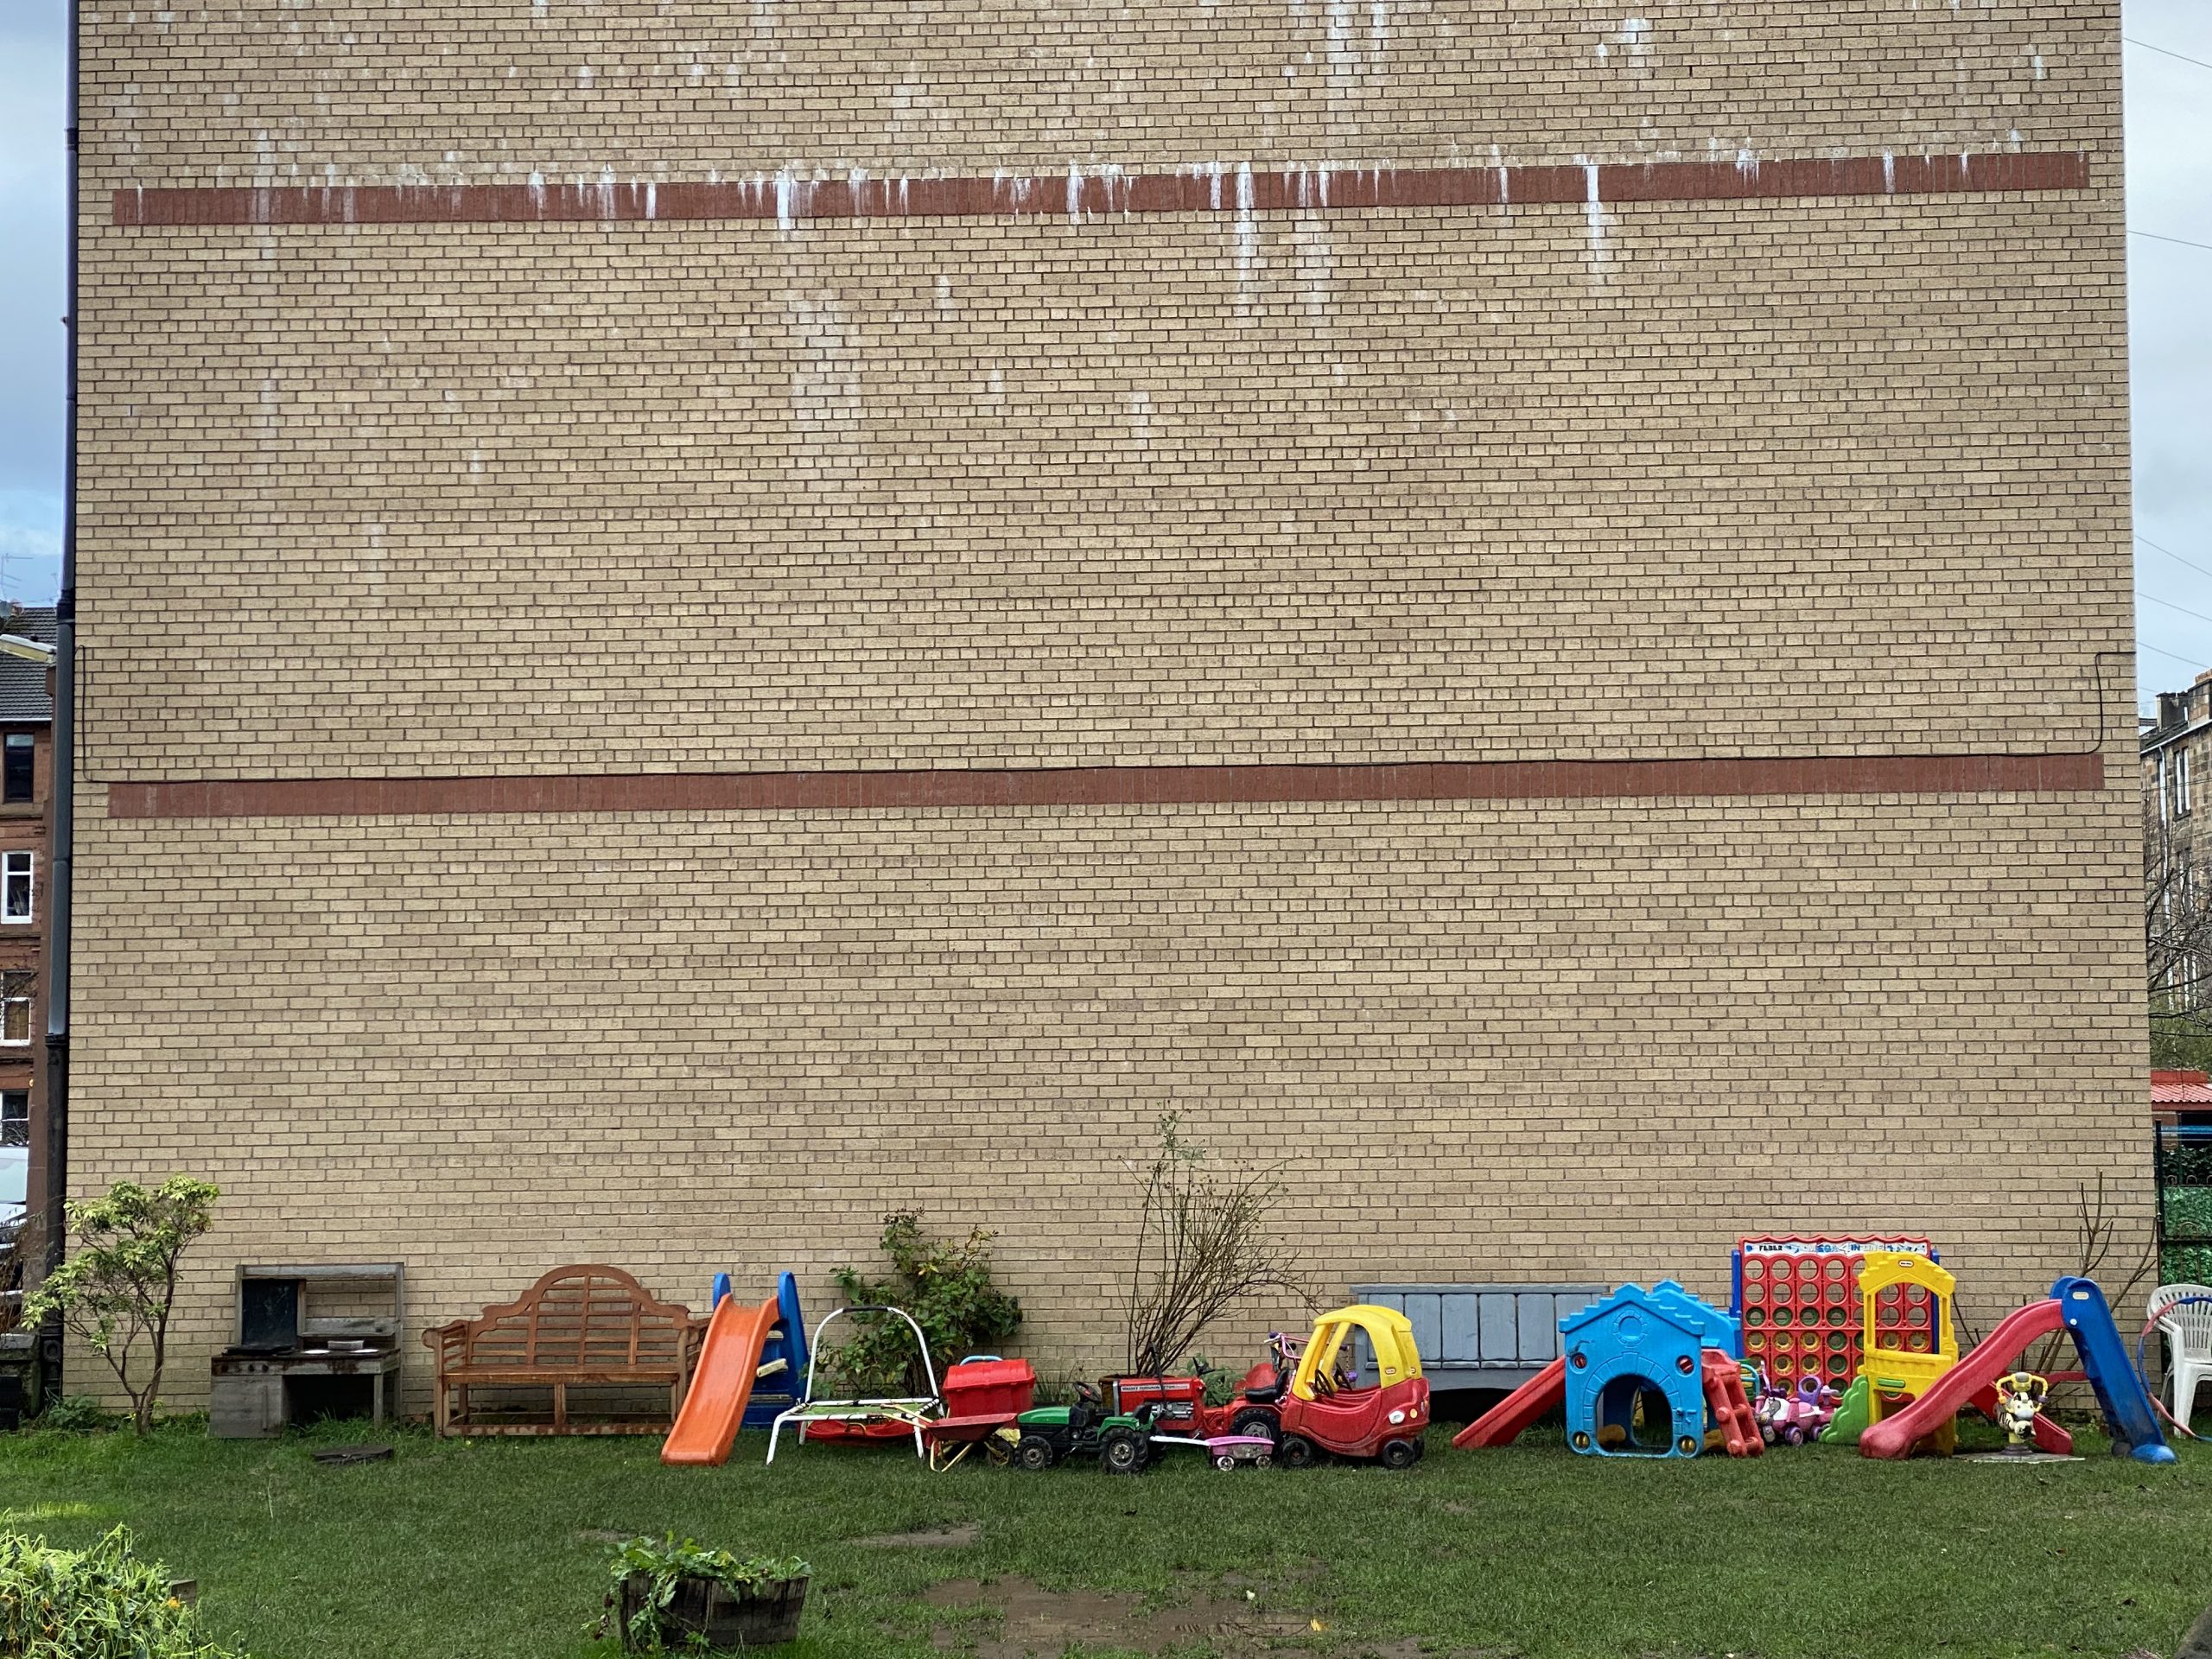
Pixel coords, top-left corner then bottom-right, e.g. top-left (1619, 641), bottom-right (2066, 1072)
top-left (111, 150), bottom-right (2089, 228)
top-left (108, 753), bottom-right (2104, 819)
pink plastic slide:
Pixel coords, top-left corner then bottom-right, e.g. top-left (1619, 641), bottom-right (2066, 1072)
top-left (1859, 1297), bottom-right (2063, 1460)
top-left (661, 1294), bottom-right (781, 1467)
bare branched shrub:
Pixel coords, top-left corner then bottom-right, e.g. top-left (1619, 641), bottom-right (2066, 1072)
top-left (2025, 1172), bottom-right (2158, 1377)
top-left (1122, 1113), bottom-right (1310, 1375)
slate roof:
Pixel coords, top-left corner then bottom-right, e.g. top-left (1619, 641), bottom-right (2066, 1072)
top-left (0, 606), bottom-right (56, 724)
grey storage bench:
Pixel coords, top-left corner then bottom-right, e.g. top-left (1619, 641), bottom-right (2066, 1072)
top-left (1351, 1282), bottom-right (1608, 1391)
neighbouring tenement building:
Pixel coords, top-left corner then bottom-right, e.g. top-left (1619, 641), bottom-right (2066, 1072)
top-left (76, 3), bottom-right (2140, 1408)
top-left (0, 605), bottom-right (54, 1243)
top-left (2141, 673), bottom-right (2212, 1006)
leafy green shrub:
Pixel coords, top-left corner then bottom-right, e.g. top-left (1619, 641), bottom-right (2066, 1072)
top-left (0, 1526), bottom-right (245, 1658)
top-left (24, 1176), bottom-right (219, 1434)
top-left (827, 1211), bottom-right (1022, 1392)
top-left (596, 1535), bottom-right (807, 1653)
top-left (36, 1395), bottom-right (124, 1433)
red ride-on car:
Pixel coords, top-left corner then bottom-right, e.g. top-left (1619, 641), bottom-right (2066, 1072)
top-left (1272, 1305), bottom-right (1430, 1468)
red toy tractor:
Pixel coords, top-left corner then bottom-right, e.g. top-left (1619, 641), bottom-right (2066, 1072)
top-left (1103, 1357), bottom-right (1286, 1444)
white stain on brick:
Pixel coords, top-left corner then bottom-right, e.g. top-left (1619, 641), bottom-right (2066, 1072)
top-left (1234, 162), bottom-right (1261, 317)
top-left (1583, 160), bottom-right (1611, 280)
top-left (1128, 389), bottom-right (1154, 447)
top-left (1619, 16), bottom-right (1650, 69)
top-left (785, 293), bottom-right (862, 479)
top-left (1292, 211), bottom-right (1332, 323)
top-left (1326, 0), bottom-right (1356, 90)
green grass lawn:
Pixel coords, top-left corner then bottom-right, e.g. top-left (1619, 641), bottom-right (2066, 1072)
top-left (3, 1416), bottom-right (2210, 1659)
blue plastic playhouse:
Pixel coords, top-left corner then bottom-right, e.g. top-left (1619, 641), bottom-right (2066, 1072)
top-left (1561, 1281), bottom-right (1744, 1459)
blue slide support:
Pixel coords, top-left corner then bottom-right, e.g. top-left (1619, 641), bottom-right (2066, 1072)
top-left (741, 1271), bottom-right (809, 1430)
top-left (2050, 1275), bottom-right (2177, 1465)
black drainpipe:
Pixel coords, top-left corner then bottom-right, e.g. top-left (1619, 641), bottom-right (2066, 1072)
top-left (39, 0), bottom-right (79, 1407)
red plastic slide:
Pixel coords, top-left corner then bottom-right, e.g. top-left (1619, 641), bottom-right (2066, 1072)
top-left (1452, 1356), bottom-right (1565, 1448)
top-left (1859, 1297), bottom-right (2063, 1460)
top-left (661, 1294), bottom-right (782, 1467)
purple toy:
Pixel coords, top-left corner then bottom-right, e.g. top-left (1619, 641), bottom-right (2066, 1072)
top-left (1757, 1375), bottom-right (1840, 1446)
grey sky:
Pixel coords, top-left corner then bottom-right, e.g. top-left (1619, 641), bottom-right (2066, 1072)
top-left (0, 3), bottom-right (2206, 715)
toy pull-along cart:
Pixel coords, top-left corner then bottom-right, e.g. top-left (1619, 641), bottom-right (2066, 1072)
top-left (1142, 1431), bottom-right (1276, 1471)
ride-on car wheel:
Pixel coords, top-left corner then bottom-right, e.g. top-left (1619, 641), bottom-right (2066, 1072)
top-left (1378, 1438), bottom-right (1417, 1471)
top-left (1229, 1408), bottom-right (1279, 1446)
top-left (1014, 1434), bottom-right (1057, 1471)
top-left (1097, 1427), bottom-right (1147, 1475)
top-left (1276, 1433), bottom-right (1317, 1470)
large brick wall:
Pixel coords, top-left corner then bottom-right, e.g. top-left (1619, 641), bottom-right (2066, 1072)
top-left (73, 1), bottom-right (2142, 1407)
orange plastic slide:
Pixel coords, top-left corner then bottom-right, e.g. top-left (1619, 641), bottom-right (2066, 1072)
top-left (661, 1294), bottom-right (783, 1467)
top-left (1452, 1356), bottom-right (1565, 1448)
top-left (1859, 1297), bottom-right (2063, 1460)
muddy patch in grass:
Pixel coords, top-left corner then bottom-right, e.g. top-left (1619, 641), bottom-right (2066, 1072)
top-left (925, 1575), bottom-right (1311, 1656)
top-left (854, 1522), bottom-right (982, 1548)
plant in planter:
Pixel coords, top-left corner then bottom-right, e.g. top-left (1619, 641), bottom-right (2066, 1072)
top-left (598, 1536), bottom-right (810, 1653)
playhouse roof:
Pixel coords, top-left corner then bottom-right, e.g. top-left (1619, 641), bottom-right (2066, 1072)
top-left (1560, 1282), bottom-right (1711, 1347)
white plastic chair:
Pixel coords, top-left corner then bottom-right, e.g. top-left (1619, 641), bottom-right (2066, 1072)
top-left (2149, 1283), bottom-right (2212, 1428)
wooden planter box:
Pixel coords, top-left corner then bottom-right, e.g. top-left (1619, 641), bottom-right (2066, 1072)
top-left (618, 1573), bottom-right (809, 1650)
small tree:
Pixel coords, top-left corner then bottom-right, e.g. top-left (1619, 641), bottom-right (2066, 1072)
top-left (25, 1176), bottom-right (219, 1434)
top-left (1122, 1114), bottom-right (1308, 1376)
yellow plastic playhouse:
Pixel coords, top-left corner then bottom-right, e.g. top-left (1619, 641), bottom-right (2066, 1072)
top-left (1853, 1250), bottom-right (1961, 1452)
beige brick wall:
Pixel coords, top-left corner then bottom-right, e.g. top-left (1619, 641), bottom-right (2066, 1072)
top-left (69, 0), bottom-right (2147, 1409)
top-left (79, 195), bottom-right (2126, 777)
top-left (71, 784), bottom-right (2148, 1407)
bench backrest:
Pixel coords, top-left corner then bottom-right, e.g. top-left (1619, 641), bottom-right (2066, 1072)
top-left (451, 1265), bottom-right (696, 1370)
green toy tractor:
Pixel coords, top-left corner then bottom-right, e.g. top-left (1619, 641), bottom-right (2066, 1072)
top-left (1006, 1381), bottom-right (1151, 1474)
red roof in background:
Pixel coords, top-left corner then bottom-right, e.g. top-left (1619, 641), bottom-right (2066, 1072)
top-left (2153, 1070), bottom-right (2212, 1104)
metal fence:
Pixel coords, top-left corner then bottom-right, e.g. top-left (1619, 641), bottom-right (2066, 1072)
top-left (2156, 1123), bottom-right (2212, 1284)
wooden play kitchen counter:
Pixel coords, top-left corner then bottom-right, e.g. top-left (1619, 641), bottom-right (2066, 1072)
top-left (209, 1263), bottom-right (404, 1439)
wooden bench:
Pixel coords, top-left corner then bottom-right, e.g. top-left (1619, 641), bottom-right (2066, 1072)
top-left (423, 1265), bottom-right (706, 1436)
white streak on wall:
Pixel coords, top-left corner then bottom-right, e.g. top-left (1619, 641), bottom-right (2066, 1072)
top-left (786, 292), bottom-right (863, 480)
top-left (1128, 390), bottom-right (1154, 447)
top-left (1235, 162), bottom-right (1260, 317)
top-left (1292, 211), bottom-right (1332, 324)
top-left (1583, 161), bottom-right (1611, 281)
top-left (1619, 16), bottom-right (1649, 70)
